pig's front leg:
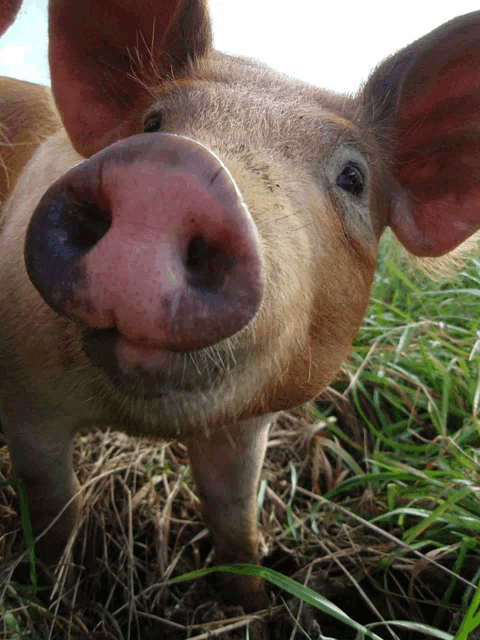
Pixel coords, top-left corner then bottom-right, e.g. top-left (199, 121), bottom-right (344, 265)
top-left (1, 405), bottom-right (78, 566)
top-left (187, 415), bottom-right (272, 611)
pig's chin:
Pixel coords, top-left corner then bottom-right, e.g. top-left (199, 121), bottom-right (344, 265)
top-left (82, 328), bottom-right (224, 397)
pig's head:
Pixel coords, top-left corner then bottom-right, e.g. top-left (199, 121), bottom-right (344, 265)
top-left (22, 1), bottom-right (480, 436)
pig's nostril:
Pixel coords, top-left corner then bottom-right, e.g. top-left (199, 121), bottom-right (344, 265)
top-left (185, 235), bottom-right (231, 292)
top-left (68, 203), bottom-right (111, 252)
top-left (25, 187), bottom-right (112, 314)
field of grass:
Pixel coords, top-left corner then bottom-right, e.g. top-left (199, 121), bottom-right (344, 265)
top-left (1, 231), bottom-right (479, 639)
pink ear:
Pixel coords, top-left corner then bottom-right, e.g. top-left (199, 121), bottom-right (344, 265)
top-left (49, 0), bottom-right (211, 158)
top-left (363, 11), bottom-right (480, 257)
top-left (0, 0), bottom-right (22, 37)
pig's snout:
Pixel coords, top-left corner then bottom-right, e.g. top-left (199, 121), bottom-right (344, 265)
top-left (25, 133), bottom-right (264, 353)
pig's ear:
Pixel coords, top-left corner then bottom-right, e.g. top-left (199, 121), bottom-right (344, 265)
top-left (361, 11), bottom-right (480, 257)
top-left (49, 0), bottom-right (212, 158)
top-left (0, 0), bottom-right (22, 36)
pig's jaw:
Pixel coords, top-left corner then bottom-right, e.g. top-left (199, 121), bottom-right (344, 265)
top-left (77, 324), bottom-right (273, 438)
top-left (81, 325), bottom-right (262, 399)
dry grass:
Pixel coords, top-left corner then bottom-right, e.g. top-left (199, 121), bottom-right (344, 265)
top-left (1, 395), bottom-right (475, 639)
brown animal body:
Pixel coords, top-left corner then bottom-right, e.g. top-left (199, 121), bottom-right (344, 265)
top-left (1, 0), bottom-right (480, 610)
top-left (0, 78), bottom-right (60, 204)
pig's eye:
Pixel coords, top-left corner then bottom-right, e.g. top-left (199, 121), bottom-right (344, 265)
top-left (336, 162), bottom-right (365, 198)
top-left (143, 114), bottom-right (163, 133)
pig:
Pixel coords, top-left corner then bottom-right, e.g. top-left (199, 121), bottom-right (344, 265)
top-left (1, 0), bottom-right (480, 612)
top-left (0, 78), bottom-right (60, 203)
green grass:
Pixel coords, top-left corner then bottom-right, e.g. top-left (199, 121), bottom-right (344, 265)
top-left (307, 231), bottom-right (480, 638)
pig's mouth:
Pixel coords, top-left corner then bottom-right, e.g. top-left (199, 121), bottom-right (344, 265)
top-left (82, 327), bottom-right (230, 397)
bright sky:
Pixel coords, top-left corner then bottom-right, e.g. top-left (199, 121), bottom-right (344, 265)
top-left (0, 0), bottom-right (479, 94)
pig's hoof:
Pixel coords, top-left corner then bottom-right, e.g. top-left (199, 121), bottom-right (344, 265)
top-left (215, 572), bottom-right (270, 612)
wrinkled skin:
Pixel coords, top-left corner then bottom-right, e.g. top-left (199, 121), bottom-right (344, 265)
top-left (1, 0), bottom-right (480, 611)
